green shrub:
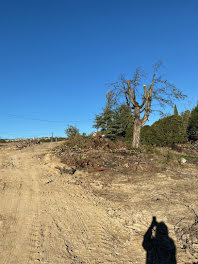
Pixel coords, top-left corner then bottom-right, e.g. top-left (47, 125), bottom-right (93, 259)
top-left (140, 125), bottom-right (155, 145)
top-left (65, 125), bottom-right (80, 138)
top-left (64, 134), bottom-right (117, 150)
top-left (187, 104), bottom-right (198, 141)
top-left (141, 115), bottom-right (186, 147)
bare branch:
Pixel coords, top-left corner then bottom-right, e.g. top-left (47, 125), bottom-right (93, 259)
top-left (107, 61), bottom-right (187, 148)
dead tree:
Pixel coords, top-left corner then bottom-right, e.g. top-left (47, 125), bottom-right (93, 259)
top-left (110, 62), bottom-right (186, 148)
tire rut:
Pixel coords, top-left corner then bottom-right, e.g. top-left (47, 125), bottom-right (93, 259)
top-left (28, 213), bottom-right (45, 264)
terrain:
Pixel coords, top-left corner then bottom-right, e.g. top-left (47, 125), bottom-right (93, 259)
top-left (0, 141), bottom-right (198, 264)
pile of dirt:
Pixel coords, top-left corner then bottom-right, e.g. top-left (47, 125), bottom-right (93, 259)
top-left (54, 143), bottom-right (161, 174)
top-left (54, 135), bottom-right (192, 173)
top-left (15, 140), bottom-right (41, 150)
top-left (61, 134), bottom-right (121, 151)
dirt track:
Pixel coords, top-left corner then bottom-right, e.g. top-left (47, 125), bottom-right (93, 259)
top-left (0, 142), bottom-right (198, 263)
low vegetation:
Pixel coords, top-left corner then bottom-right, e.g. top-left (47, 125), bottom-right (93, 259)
top-left (94, 99), bottom-right (198, 148)
top-left (54, 131), bottom-right (198, 175)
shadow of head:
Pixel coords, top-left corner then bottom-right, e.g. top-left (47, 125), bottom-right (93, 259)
top-left (156, 221), bottom-right (168, 237)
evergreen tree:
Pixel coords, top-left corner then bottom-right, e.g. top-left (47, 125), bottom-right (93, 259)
top-left (140, 105), bottom-right (185, 148)
top-left (187, 104), bottom-right (198, 141)
top-left (181, 110), bottom-right (191, 142)
top-left (174, 105), bottom-right (179, 116)
top-left (147, 115), bottom-right (185, 147)
top-left (93, 91), bottom-right (115, 132)
top-left (140, 105), bottom-right (186, 146)
top-left (105, 104), bottom-right (134, 140)
top-left (172, 104), bottom-right (186, 143)
top-left (94, 92), bottom-right (134, 140)
top-left (140, 125), bottom-right (155, 145)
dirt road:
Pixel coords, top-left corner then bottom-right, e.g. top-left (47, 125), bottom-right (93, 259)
top-left (0, 143), bottom-right (136, 263)
top-left (0, 142), bottom-right (198, 263)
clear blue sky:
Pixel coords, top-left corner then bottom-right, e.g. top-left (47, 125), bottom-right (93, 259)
top-left (0, 0), bottom-right (198, 139)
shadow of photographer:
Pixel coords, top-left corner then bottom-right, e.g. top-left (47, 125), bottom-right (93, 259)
top-left (142, 216), bottom-right (176, 264)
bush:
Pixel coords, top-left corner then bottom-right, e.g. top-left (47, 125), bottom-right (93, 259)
top-left (64, 134), bottom-right (92, 149)
top-left (65, 125), bottom-right (80, 138)
top-left (140, 125), bottom-right (155, 145)
top-left (187, 104), bottom-right (198, 141)
top-left (153, 115), bottom-right (186, 146)
top-left (64, 134), bottom-right (117, 150)
top-left (141, 115), bottom-right (186, 147)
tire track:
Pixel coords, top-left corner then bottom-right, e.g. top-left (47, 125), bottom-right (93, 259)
top-left (0, 143), bottom-right (135, 263)
top-left (27, 213), bottom-right (45, 264)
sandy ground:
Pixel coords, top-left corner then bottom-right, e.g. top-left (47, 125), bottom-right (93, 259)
top-left (0, 142), bottom-right (198, 264)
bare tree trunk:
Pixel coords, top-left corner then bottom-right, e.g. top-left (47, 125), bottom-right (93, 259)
top-left (132, 119), bottom-right (141, 148)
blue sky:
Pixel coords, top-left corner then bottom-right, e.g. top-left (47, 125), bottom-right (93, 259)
top-left (0, 0), bottom-right (198, 139)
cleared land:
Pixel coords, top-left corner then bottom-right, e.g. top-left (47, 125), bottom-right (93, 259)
top-left (0, 142), bottom-right (198, 263)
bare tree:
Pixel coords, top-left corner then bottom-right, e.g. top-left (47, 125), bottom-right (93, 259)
top-left (110, 62), bottom-right (186, 148)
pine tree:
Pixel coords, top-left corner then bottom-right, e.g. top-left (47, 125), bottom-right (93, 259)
top-left (94, 92), bottom-right (134, 140)
top-left (105, 104), bottom-right (134, 140)
top-left (93, 91), bottom-right (115, 132)
top-left (174, 105), bottom-right (179, 116)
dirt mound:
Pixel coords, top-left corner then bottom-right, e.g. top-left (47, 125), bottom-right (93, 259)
top-left (15, 140), bottom-right (41, 150)
top-left (54, 144), bottom-right (157, 173)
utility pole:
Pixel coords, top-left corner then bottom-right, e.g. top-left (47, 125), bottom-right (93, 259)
top-left (51, 132), bottom-right (53, 142)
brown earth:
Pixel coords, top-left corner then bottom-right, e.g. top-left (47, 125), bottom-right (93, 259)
top-left (0, 142), bottom-right (198, 264)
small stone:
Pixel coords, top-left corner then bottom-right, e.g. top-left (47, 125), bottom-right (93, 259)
top-left (180, 157), bottom-right (187, 164)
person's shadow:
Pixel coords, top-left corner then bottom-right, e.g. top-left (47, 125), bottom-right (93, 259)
top-left (142, 217), bottom-right (177, 264)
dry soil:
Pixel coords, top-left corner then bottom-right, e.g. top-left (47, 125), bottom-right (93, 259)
top-left (0, 142), bottom-right (198, 264)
